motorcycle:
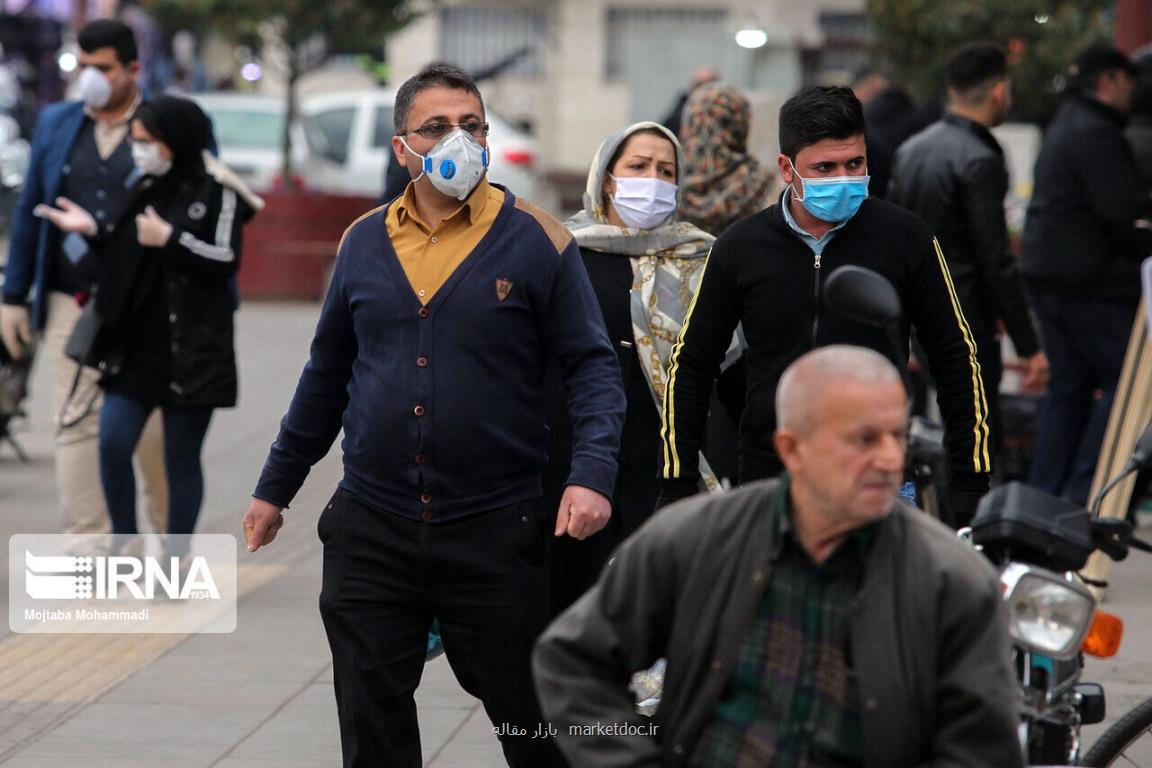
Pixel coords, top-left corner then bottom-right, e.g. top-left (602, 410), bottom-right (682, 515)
top-left (966, 468), bottom-right (1148, 765)
top-left (825, 264), bottom-right (1152, 766)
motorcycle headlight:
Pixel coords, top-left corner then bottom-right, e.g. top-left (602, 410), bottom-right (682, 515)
top-left (1001, 563), bottom-right (1094, 660)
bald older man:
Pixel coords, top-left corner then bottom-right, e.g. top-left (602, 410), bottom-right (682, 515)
top-left (533, 345), bottom-right (1021, 768)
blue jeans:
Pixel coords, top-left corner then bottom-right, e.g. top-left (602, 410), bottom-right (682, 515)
top-left (98, 392), bottom-right (213, 537)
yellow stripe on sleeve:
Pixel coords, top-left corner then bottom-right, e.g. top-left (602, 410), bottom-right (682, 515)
top-left (660, 246), bottom-right (715, 479)
top-left (931, 238), bottom-right (992, 472)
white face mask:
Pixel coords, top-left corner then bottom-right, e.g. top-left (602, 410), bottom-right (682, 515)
top-left (77, 66), bottom-right (112, 110)
top-left (132, 141), bottom-right (172, 177)
top-left (610, 176), bottom-right (678, 230)
top-left (399, 129), bottom-right (489, 201)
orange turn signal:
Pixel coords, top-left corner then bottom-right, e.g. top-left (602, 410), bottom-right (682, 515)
top-left (1082, 611), bottom-right (1124, 658)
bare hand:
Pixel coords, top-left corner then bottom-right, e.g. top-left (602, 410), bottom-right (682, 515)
top-left (243, 498), bottom-right (285, 552)
top-left (0, 304), bottom-right (31, 359)
top-left (554, 485), bottom-right (611, 540)
top-left (136, 206), bottom-right (173, 247)
top-left (1020, 351), bottom-right (1050, 393)
top-left (33, 197), bottom-right (97, 237)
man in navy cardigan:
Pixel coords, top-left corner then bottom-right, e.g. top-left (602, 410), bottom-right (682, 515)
top-left (1, 19), bottom-right (166, 541)
top-left (244, 63), bottom-right (625, 768)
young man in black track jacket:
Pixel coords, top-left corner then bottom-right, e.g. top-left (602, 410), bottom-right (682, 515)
top-left (658, 85), bottom-right (992, 525)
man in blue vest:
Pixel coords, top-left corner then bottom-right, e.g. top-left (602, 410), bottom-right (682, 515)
top-left (1, 19), bottom-right (166, 540)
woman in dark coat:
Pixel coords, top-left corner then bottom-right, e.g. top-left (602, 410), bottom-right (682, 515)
top-left (36, 95), bottom-right (261, 554)
top-left (544, 121), bottom-right (741, 614)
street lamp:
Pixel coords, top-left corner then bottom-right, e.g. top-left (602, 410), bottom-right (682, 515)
top-left (735, 18), bottom-right (768, 49)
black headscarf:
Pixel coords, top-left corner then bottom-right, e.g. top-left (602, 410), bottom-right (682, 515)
top-left (132, 94), bottom-right (212, 178)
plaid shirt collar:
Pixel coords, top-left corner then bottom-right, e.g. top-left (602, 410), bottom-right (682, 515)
top-left (773, 473), bottom-right (880, 567)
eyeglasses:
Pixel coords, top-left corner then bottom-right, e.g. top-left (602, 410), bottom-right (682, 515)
top-left (402, 121), bottom-right (490, 141)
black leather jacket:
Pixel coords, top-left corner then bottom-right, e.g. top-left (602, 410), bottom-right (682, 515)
top-left (1020, 95), bottom-right (1150, 298)
top-left (888, 114), bottom-right (1039, 355)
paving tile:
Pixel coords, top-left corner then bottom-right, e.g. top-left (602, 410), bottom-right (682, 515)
top-left (425, 706), bottom-right (509, 768)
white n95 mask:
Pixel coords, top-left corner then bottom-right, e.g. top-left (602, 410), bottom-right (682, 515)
top-left (400, 130), bottom-right (489, 201)
top-left (610, 176), bottom-right (678, 230)
top-left (77, 66), bottom-right (112, 110)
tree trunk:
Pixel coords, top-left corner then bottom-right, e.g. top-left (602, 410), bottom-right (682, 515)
top-left (281, 53), bottom-right (299, 190)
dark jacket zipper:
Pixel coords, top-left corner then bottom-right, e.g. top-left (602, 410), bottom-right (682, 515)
top-left (811, 250), bottom-right (823, 346)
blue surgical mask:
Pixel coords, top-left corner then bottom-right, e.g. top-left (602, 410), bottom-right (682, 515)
top-left (790, 161), bottom-right (870, 222)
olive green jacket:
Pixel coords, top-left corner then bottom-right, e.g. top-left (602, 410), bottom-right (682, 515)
top-left (533, 478), bottom-right (1022, 768)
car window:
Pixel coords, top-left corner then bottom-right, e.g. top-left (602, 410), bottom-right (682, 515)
top-left (205, 108), bottom-right (283, 149)
top-left (308, 107), bottom-right (356, 164)
top-left (371, 105), bottom-right (396, 148)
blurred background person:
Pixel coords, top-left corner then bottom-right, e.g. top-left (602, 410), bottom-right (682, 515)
top-left (660, 65), bottom-right (718, 140)
top-left (543, 121), bottom-right (738, 614)
top-left (678, 84), bottom-right (775, 236)
top-left (35, 95), bottom-right (261, 556)
top-left (1126, 48), bottom-right (1152, 211)
top-left (855, 65), bottom-right (935, 198)
top-left (888, 42), bottom-right (1048, 475)
top-left (1, 19), bottom-right (168, 545)
top-left (165, 31), bottom-right (210, 95)
top-left (1019, 45), bottom-right (1149, 506)
top-left (851, 65), bottom-right (892, 107)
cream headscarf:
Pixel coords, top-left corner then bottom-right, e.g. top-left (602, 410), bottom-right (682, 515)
top-left (567, 121), bottom-right (713, 258)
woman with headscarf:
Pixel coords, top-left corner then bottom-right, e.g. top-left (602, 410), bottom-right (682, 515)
top-left (678, 84), bottom-right (774, 236)
top-left (543, 121), bottom-right (739, 614)
top-left (35, 94), bottom-right (262, 557)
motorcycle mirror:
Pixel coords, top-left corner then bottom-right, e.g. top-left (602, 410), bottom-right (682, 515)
top-left (823, 265), bottom-right (902, 328)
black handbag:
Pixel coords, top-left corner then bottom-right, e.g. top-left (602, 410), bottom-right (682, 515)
top-left (59, 298), bottom-right (104, 430)
top-left (64, 298), bottom-right (103, 367)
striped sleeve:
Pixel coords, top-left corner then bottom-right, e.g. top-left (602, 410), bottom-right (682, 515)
top-left (659, 245), bottom-right (741, 495)
top-left (166, 183), bottom-right (246, 278)
top-left (177, 188), bottom-right (237, 263)
top-left (915, 237), bottom-right (992, 475)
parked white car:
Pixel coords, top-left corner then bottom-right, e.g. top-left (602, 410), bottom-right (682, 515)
top-left (191, 92), bottom-right (312, 191)
top-left (300, 89), bottom-right (540, 202)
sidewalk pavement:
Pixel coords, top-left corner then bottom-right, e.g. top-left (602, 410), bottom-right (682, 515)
top-left (0, 302), bottom-right (504, 767)
top-left (4, 301), bottom-right (1152, 765)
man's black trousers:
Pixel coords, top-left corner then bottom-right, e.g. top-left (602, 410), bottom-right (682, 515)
top-left (318, 487), bottom-right (565, 767)
top-left (1027, 292), bottom-right (1138, 505)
